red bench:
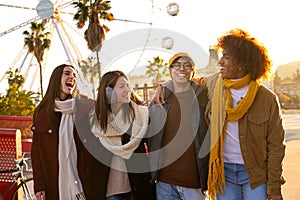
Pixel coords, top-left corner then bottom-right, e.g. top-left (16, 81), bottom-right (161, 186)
top-left (0, 128), bottom-right (22, 199)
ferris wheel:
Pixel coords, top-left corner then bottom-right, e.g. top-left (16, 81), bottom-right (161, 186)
top-left (0, 0), bottom-right (92, 97)
top-left (0, 0), bottom-right (181, 98)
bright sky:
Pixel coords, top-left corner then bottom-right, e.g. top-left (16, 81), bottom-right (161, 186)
top-left (0, 0), bottom-right (299, 95)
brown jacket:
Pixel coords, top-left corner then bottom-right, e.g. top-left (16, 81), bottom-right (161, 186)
top-left (204, 73), bottom-right (286, 196)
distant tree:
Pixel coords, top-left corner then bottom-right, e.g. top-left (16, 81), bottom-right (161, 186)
top-left (23, 21), bottom-right (51, 97)
top-left (78, 56), bottom-right (100, 98)
top-left (277, 93), bottom-right (290, 109)
top-left (291, 95), bottom-right (300, 108)
top-left (0, 70), bottom-right (36, 116)
top-left (146, 56), bottom-right (169, 85)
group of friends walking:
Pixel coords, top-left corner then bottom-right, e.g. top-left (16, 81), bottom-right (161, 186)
top-left (31, 28), bottom-right (286, 200)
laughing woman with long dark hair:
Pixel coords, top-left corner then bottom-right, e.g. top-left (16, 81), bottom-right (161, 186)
top-left (31, 64), bottom-right (102, 200)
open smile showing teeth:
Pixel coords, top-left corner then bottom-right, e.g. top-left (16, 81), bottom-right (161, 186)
top-left (177, 73), bottom-right (186, 77)
top-left (66, 82), bottom-right (74, 88)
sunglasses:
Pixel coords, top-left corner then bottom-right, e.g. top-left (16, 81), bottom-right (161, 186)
top-left (171, 62), bottom-right (193, 70)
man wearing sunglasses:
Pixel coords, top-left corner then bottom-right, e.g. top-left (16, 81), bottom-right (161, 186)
top-left (147, 52), bottom-right (209, 200)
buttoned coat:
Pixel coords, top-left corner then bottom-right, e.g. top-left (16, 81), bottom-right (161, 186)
top-left (31, 96), bottom-right (103, 200)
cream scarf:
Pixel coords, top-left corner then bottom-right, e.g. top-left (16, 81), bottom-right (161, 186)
top-left (91, 102), bottom-right (149, 160)
top-left (207, 74), bottom-right (260, 200)
top-left (55, 99), bottom-right (86, 200)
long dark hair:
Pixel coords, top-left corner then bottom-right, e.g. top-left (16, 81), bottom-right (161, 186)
top-left (95, 70), bottom-right (140, 132)
top-left (34, 64), bottom-right (78, 123)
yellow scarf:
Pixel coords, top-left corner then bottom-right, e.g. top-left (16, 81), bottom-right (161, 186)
top-left (207, 74), bottom-right (260, 200)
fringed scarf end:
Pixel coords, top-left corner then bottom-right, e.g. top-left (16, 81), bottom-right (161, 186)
top-left (207, 157), bottom-right (225, 200)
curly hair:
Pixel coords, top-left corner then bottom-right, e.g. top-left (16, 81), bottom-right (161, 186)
top-left (217, 28), bottom-right (272, 81)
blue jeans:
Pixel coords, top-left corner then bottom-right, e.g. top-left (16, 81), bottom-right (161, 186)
top-left (156, 181), bottom-right (205, 200)
top-left (217, 163), bottom-right (267, 200)
top-left (107, 192), bottom-right (134, 200)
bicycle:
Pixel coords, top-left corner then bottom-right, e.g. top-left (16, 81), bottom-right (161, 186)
top-left (0, 153), bottom-right (35, 200)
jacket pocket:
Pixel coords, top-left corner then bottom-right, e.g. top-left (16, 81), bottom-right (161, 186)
top-left (247, 113), bottom-right (269, 139)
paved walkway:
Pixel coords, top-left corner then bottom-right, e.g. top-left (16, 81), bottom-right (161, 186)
top-left (281, 112), bottom-right (300, 200)
top-left (282, 140), bottom-right (300, 199)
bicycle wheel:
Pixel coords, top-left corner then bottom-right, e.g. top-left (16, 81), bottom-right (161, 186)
top-left (11, 177), bottom-right (35, 200)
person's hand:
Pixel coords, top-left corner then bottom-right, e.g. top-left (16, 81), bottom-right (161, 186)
top-left (36, 191), bottom-right (46, 200)
top-left (153, 85), bottom-right (164, 107)
top-left (267, 194), bottom-right (283, 200)
top-left (141, 100), bottom-right (148, 106)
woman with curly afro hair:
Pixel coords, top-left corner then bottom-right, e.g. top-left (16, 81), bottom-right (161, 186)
top-left (205, 28), bottom-right (285, 200)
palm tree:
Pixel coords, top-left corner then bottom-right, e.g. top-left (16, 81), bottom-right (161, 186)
top-left (23, 21), bottom-right (51, 97)
top-left (146, 56), bottom-right (169, 86)
top-left (73, 0), bottom-right (113, 80)
top-left (78, 56), bottom-right (99, 98)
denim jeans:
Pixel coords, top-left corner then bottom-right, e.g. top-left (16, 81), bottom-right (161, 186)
top-left (156, 181), bottom-right (205, 200)
top-left (106, 192), bottom-right (134, 200)
top-left (217, 163), bottom-right (267, 200)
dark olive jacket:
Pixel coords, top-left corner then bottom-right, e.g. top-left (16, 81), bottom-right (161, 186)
top-left (147, 81), bottom-right (210, 191)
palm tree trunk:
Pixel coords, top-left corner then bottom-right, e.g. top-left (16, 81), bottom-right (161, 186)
top-left (39, 62), bottom-right (44, 97)
top-left (90, 77), bottom-right (95, 99)
top-left (96, 51), bottom-right (101, 81)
